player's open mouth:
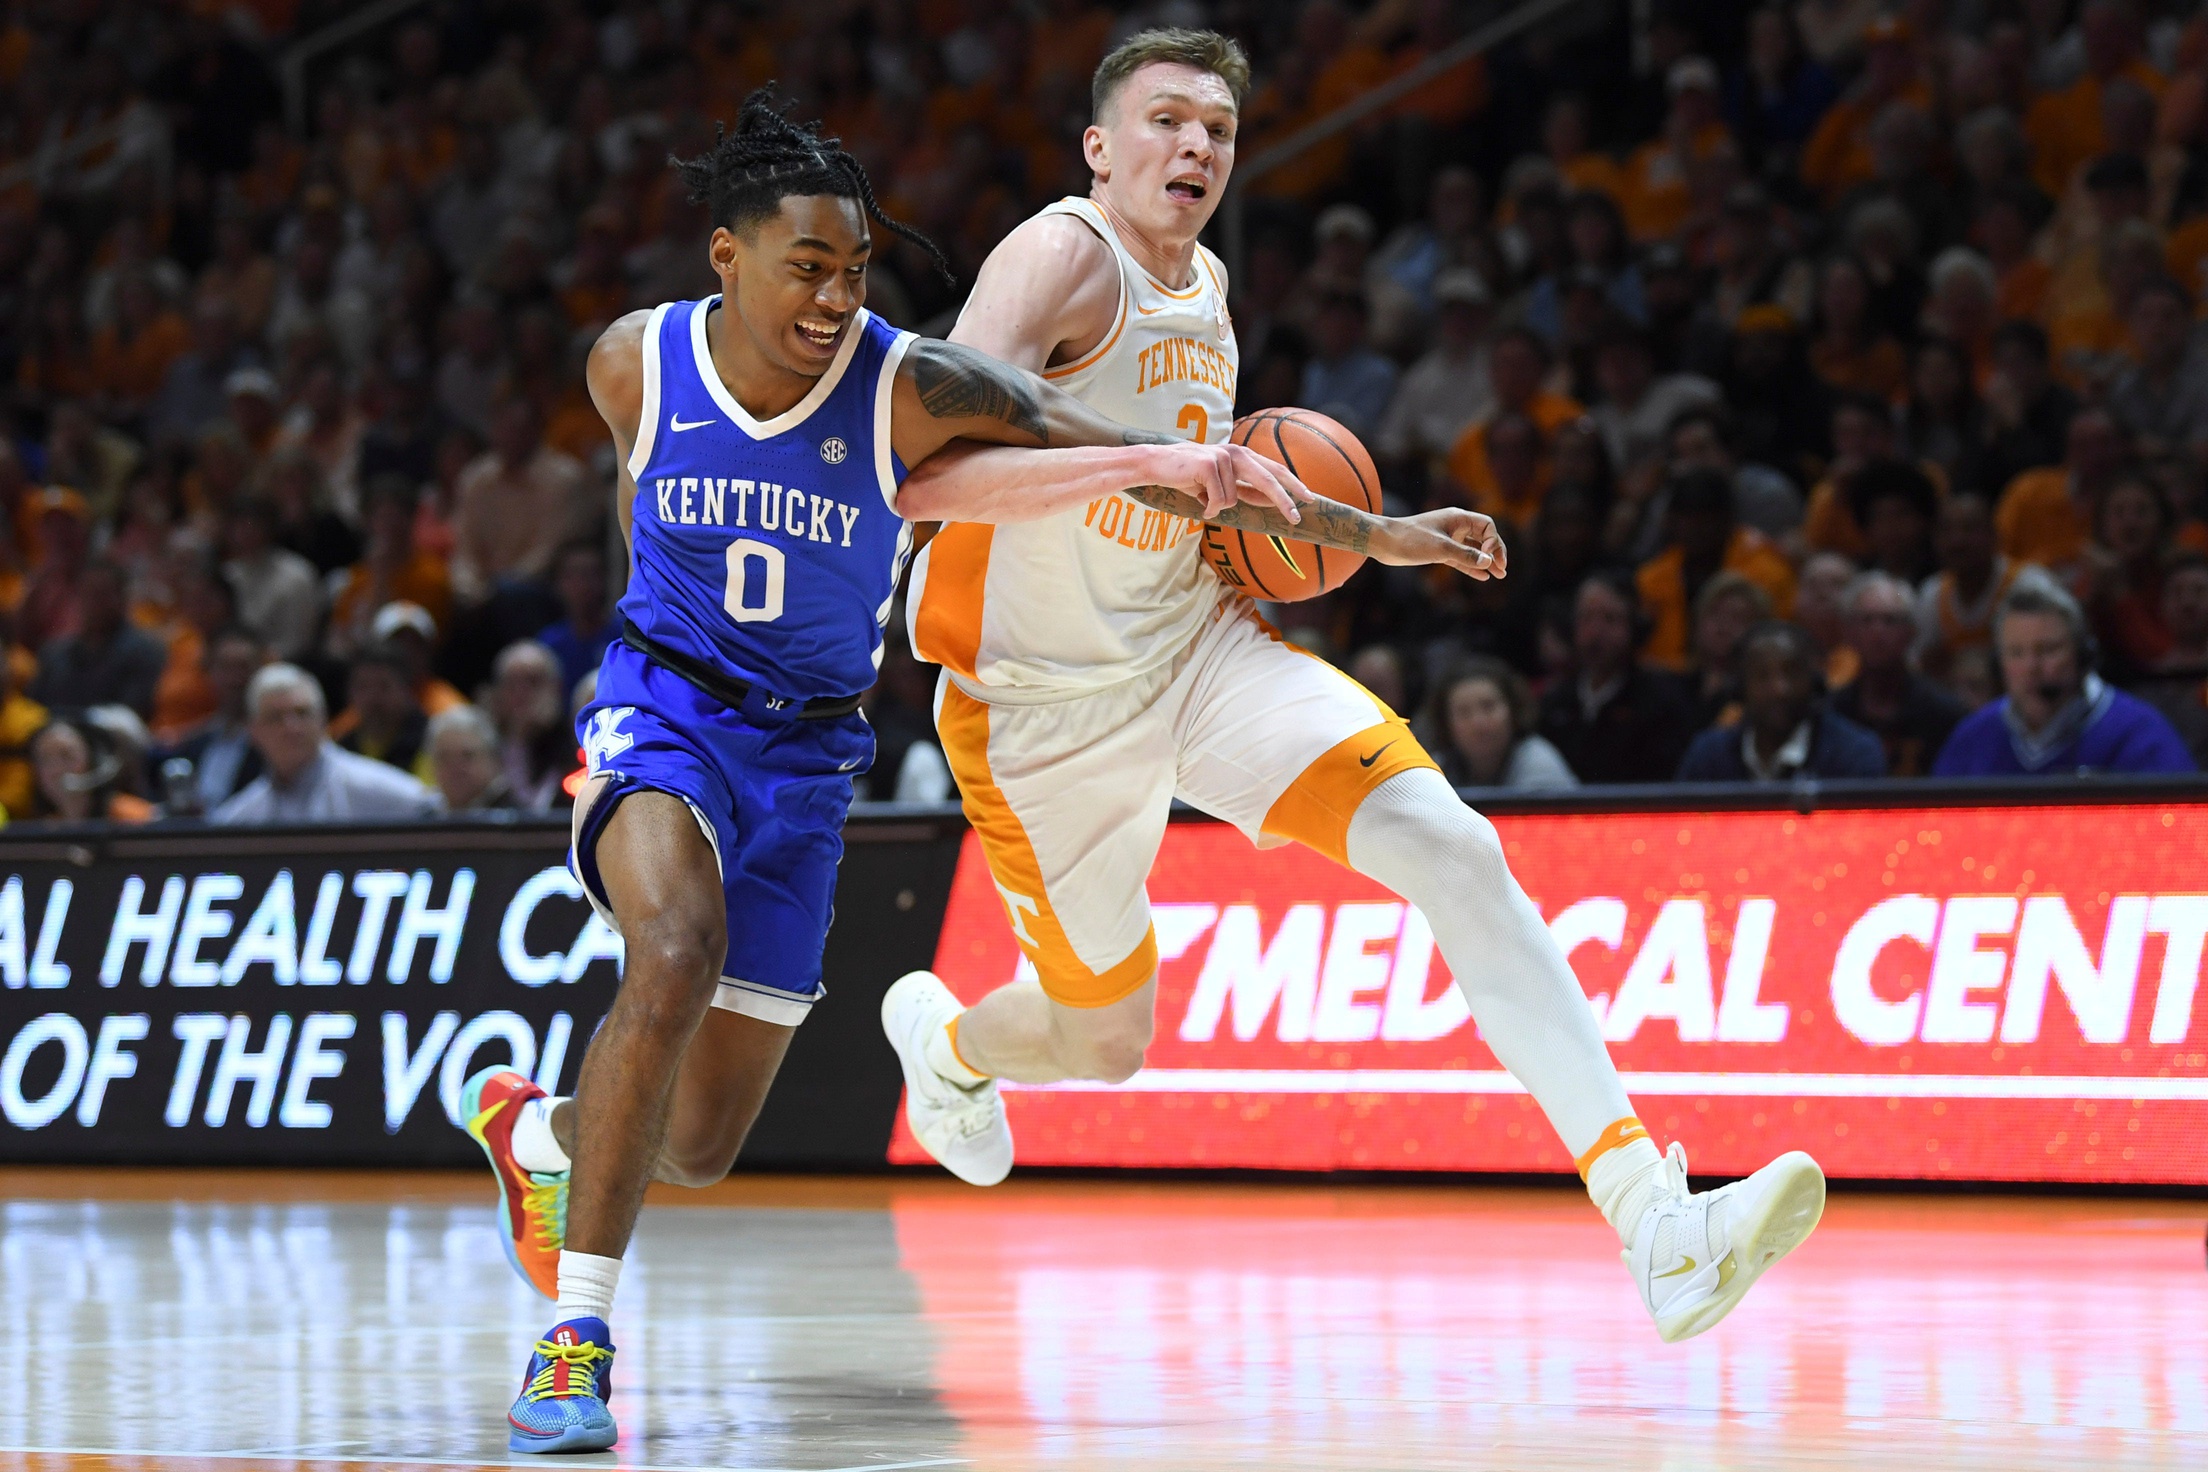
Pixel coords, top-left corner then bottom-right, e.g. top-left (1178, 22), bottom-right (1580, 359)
top-left (796, 318), bottom-right (842, 349)
top-left (1166, 177), bottom-right (1207, 201)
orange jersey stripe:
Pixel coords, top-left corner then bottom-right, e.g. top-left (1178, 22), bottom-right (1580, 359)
top-left (935, 682), bottom-right (1159, 1006)
top-left (912, 523), bottom-right (993, 678)
top-left (1043, 288), bottom-right (1131, 381)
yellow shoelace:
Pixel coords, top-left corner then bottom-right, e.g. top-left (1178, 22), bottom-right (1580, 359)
top-left (524, 1339), bottom-right (612, 1403)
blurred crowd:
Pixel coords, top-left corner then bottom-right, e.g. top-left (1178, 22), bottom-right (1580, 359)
top-left (1, 0), bottom-right (2206, 827)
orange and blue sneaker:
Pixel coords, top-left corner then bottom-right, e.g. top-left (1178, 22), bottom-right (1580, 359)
top-left (508, 1316), bottom-right (617, 1452)
top-left (461, 1066), bottom-right (565, 1299)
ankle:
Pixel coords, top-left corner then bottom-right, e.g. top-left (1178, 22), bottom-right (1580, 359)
top-left (511, 1095), bottom-right (572, 1173)
top-left (555, 1249), bottom-right (622, 1322)
top-left (924, 1015), bottom-right (989, 1086)
top-left (1580, 1121), bottom-right (1665, 1241)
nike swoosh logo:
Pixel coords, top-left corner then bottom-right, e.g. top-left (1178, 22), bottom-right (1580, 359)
top-left (1265, 535), bottom-right (1304, 576)
top-left (1136, 303), bottom-right (1166, 315)
top-left (1359, 741), bottom-right (1397, 769)
top-left (670, 415), bottom-right (715, 431)
top-left (1655, 1255), bottom-right (1699, 1280)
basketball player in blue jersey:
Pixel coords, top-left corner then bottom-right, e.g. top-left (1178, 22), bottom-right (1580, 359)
top-left (451, 92), bottom-right (1346, 1453)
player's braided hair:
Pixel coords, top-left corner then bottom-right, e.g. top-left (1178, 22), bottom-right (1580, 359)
top-left (672, 87), bottom-right (953, 284)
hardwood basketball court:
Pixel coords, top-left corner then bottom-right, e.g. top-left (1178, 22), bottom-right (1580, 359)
top-left (0, 1169), bottom-right (2197, 1471)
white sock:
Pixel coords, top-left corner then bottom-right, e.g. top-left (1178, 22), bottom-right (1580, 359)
top-left (556, 1250), bottom-right (622, 1322)
top-left (1346, 769), bottom-right (1642, 1226)
top-left (510, 1096), bottom-right (571, 1174)
top-left (1585, 1136), bottom-right (1668, 1240)
top-left (924, 1015), bottom-right (988, 1085)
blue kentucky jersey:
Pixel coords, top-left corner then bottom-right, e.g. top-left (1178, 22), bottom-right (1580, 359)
top-left (620, 297), bottom-right (915, 701)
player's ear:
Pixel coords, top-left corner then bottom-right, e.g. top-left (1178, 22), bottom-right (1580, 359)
top-left (1082, 124), bottom-right (1110, 182)
top-left (707, 225), bottom-right (740, 286)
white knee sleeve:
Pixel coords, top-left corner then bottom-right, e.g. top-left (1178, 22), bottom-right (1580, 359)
top-left (1345, 768), bottom-right (1632, 1156)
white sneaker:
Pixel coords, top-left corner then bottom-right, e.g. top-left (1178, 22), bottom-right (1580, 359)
top-left (881, 970), bottom-right (1014, 1186)
top-left (1624, 1143), bottom-right (1825, 1343)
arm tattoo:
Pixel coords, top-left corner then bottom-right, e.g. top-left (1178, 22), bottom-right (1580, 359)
top-left (908, 339), bottom-right (1047, 440)
top-left (1123, 484), bottom-right (1376, 555)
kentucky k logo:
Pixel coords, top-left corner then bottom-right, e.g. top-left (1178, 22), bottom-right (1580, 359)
top-left (583, 706), bottom-right (637, 773)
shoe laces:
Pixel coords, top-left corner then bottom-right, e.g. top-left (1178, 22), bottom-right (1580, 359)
top-left (943, 1080), bottom-right (1001, 1140)
top-left (523, 1339), bottom-right (612, 1404)
top-left (1656, 1141), bottom-right (1692, 1207)
top-left (523, 1173), bottom-right (567, 1249)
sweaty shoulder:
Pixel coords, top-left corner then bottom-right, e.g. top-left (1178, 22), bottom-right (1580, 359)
top-left (954, 210), bottom-right (1121, 374)
top-left (587, 308), bottom-right (655, 446)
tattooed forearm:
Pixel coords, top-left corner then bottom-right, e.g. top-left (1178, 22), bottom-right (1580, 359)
top-left (1123, 484), bottom-right (1376, 554)
top-left (908, 340), bottom-right (1048, 440)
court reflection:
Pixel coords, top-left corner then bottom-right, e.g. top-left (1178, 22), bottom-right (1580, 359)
top-left (0, 1191), bottom-right (955, 1468)
top-left (0, 1178), bottom-right (2198, 1471)
top-left (892, 1186), bottom-right (2208, 1471)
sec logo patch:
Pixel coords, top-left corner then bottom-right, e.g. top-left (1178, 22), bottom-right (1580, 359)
top-left (819, 436), bottom-right (849, 464)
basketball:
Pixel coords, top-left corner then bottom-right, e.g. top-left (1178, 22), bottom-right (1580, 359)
top-left (1202, 408), bottom-right (1382, 602)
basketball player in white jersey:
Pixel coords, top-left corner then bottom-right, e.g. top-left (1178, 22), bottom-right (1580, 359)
top-left (882, 28), bottom-right (1826, 1343)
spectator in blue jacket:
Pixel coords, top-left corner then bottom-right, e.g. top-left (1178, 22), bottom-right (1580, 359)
top-left (1678, 621), bottom-right (1887, 781)
top-left (1934, 570), bottom-right (2196, 777)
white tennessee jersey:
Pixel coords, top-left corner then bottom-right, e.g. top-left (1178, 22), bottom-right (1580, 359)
top-left (909, 196), bottom-right (1239, 700)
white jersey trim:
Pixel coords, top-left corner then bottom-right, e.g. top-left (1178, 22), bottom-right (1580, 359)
top-left (873, 329), bottom-right (916, 514)
top-left (689, 299), bottom-right (872, 440)
top-left (625, 301), bottom-right (672, 482)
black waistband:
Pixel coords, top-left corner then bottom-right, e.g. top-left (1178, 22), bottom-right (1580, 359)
top-left (617, 615), bottom-right (864, 721)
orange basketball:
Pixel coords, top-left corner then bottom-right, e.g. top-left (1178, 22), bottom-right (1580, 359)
top-left (1202, 408), bottom-right (1381, 602)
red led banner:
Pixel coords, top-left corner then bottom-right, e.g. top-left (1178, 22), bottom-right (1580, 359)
top-left (895, 802), bottom-right (2208, 1184)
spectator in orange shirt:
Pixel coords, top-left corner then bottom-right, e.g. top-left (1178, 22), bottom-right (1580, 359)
top-left (149, 551), bottom-right (237, 742)
top-left (1636, 468), bottom-right (1798, 668)
top-left (1809, 253), bottom-right (1909, 401)
top-left (2023, 0), bottom-right (2165, 198)
top-left (1459, 411), bottom-right (1547, 529)
top-left (1800, 16), bottom-right (1928, 203)
top-left (1620, 57), bottom-right (1733, 242)
top-left (15, 486), bottom-right (93, 651)
top-left (2045, 162), bottom-right (2164, 385)
top-left (1384, 0), bottom-right (1489, 129)
top-left (2083, 464), bottom-right (2186, 676)
top-left (1445, 328), bottom-right (1584, 513)
top-left (1914, 491), bottom-right (2028, 679)
top-left (1997, 406), bottom-right (2131, 576)
top-left (1970, 187), bottom-right (2052, 324)
top-left (1543, 93), bottom-right (1625, 203)
top-left (326, 476), bottom-right (453, 662)
top-left (0, 644), bottom-right (48, 819)
top-left (87, 272), bottom-right (190, 422)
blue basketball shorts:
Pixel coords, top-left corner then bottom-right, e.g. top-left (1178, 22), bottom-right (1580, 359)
top-left (570, 641), bottom-right (873, 1025)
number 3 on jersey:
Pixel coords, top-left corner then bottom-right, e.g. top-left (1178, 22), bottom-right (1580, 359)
top-left (724, 538), bottom-right (786, 623)
top-left (1177, 403), bottom-right (1209, 443)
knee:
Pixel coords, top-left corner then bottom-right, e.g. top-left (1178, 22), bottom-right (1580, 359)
top-left (622, 914), bottom-right (727, 1016)
top-left (1405, 801), bottom-right (1506, 877)
top-left (657, 1134), bottom-right (740, 1188)
top-left (1056, 1011), bottom-right (1154, 1084)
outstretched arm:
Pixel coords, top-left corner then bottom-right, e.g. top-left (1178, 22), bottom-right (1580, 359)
top-left (889, 337), bottom-right (1499, 576)
top-left (1125, 484), bottom-right (1504, 580)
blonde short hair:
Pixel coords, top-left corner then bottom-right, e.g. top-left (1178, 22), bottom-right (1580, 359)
top-left (1092, 28), bottom-right (1251, 123)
